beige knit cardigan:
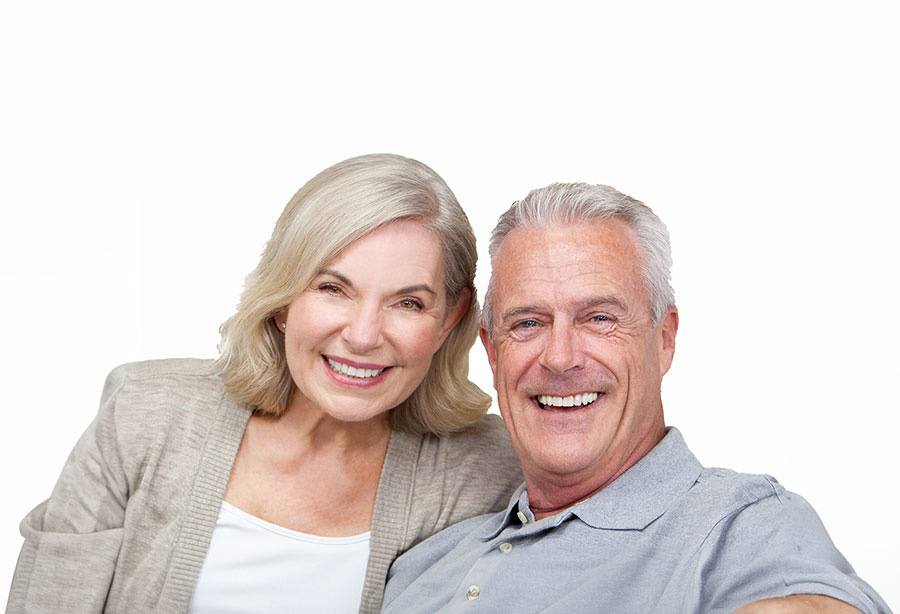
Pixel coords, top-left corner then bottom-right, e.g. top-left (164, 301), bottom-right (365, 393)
top-left (7, 359), bottom-right (522, 613)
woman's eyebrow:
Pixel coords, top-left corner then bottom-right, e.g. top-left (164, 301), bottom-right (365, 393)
top-left (396, 284), bottom-right (437, 297)
top-left (318, 269), bottom-right (436, 297)
top-left (318, 268), bottom-right (354, 287)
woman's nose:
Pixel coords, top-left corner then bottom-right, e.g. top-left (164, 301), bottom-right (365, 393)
top-left (340, 301), bottom-right (385, 354)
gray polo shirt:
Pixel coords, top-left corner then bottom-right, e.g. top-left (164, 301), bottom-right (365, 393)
top-left (383, 428), bottom-right (890, 613)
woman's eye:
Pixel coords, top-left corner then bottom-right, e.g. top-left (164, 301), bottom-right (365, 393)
top-left (319, 284), bottom-right (343, 295)
top-left (398, 298), bottom-right (424, 311)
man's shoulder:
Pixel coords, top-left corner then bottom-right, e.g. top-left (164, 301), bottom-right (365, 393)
top-left (669, 465), bottom-right (788, 534)
top-left (667, 464), bottom-right (845, 568)
top-left (689, 467), bottom-right (819, 536)
top-left (692, 466), bottom-right (784, 510)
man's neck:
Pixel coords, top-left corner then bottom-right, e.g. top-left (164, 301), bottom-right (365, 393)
top-left (525, 424), bottom-right (666, 520)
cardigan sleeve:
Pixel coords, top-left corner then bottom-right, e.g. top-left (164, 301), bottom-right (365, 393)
top-left (6, 366), bottom-right (131, 614)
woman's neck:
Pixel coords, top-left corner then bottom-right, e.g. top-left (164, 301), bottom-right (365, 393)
top-left (275, 387), bottom-right (391, 444)
top-left (225, 396), bottom-right (391, 535)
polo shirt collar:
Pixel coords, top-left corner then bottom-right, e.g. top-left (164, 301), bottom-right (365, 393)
top-left (481, 427), bottom-right (702, 538)
top-left (573, 428), bottom-right (702, 530)
top-left (481, 483), bottom-right (531, 539)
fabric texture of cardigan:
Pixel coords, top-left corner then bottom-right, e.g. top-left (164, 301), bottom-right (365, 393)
top-left (7, 358), bottom-right (522, 614)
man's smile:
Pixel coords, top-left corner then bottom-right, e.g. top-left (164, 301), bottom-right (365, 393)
top-left (533, 391), bottom-right (602, 409)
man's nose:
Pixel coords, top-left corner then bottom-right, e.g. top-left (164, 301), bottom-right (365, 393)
top-left (538, 322), bottom-right (584, 374)
top-left (341, 301), bottom-right (385, 354)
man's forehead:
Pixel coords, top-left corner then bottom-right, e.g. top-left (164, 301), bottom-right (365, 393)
top-left (488, 220), bottom-right (648, 326)
top-left (492, 221), bottom-right (643, 286)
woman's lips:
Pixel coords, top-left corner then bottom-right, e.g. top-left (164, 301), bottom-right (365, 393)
top-left (322, 355), bottom-right (392, 388)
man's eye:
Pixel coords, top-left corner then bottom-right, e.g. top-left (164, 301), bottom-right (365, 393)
top-left (398, 298), bottom-right (424, 311)
top-left (589, 314), bottom-right (615, 327)
top-left (514, 319), bottom-right (540, 329)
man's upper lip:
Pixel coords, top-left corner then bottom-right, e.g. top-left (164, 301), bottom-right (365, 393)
top-left (324, 355), bottom-right (391, 370)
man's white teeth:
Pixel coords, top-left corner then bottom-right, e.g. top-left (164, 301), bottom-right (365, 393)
top-left (536, 392), bottom-right (600, 408)
top-left (327, 358), bottom-right (385, 379)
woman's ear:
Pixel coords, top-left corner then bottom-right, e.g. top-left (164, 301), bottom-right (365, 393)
top-left (439, 287), bottom-right (472, 345)
top-left (273, 309), bottom-right (288, 333)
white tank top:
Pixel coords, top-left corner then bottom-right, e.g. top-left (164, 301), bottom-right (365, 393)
top-left (190, 501), bottom-right (370, 614)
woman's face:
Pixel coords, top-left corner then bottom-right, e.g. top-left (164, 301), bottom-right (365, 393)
top-left (278, 220), bottom-right (467, 424)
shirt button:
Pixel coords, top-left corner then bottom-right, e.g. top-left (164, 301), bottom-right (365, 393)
top-left (516, 511), bottom-right (529, 525)
top-left (466, 585), bottom-right (480, 601)
top-left (499, 542), bottom-right (513, 553)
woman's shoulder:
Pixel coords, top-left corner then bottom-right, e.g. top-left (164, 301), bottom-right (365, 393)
top-left (440, 414), bottom-right (517, 457)
top-left (89, 357), bottom-right (249, 483)
top-left (98, 358), bottom-right (244, 442)
top-left (104, 357), bottom-right (223, 399)
top-left (105, 357), bottom-right (220, 386)
top-left (417, 414), bottom-right (523, 497)
top-left (398, 415), bottom-right (523, 549)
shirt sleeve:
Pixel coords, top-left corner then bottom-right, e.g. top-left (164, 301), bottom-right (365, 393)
top-left (695, 485), bottom-right (891, 614)
top-left (6, 367), bottom-right (131, 614)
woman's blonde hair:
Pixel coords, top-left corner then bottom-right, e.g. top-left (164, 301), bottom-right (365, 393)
top-left (216, 153), bottom-right (490, 434)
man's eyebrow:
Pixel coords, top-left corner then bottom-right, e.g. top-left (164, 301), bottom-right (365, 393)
top-left (316, 269), bottom-right (437, 297)
top-left (500, 305), bottom-right (547, 325)
top-left (577, 296), bottom-right (628, 312)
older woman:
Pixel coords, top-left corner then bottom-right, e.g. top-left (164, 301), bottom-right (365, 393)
top-left (8, 154), bottom-right (522, 614)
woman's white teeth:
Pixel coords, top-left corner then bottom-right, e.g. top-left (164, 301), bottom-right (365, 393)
top-left (327, 358), bottom-right (385, 379)
top-left (537, 392), bottom-right (600, 408)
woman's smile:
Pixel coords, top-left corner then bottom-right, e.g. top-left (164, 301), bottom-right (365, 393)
top-left (322, 355), bottom-right (392, 388)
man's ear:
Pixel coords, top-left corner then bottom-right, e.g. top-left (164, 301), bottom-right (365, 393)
top-left (658, 306), bottom-right (678, 376)
top-left (480, 325), bottom-right (498, 375)
top-left (439, 287), bottom-right (472, 346)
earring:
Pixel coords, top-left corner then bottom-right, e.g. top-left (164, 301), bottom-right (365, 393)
top-left (280, 322), bottom-right (287, 331)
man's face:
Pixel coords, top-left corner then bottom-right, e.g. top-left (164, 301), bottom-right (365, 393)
top-left (481, 220), bottom-right (677, 488)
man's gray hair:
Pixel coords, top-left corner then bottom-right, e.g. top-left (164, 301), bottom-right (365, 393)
top-left (482, 182), bottom-right (675, 336)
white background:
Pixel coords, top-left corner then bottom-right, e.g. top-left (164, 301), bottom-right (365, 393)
top-left (2, 1), bottom-right (897, 609)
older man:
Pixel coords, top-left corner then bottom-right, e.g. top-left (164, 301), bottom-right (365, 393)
top-left (382, 184), bottom-right (889, 613)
